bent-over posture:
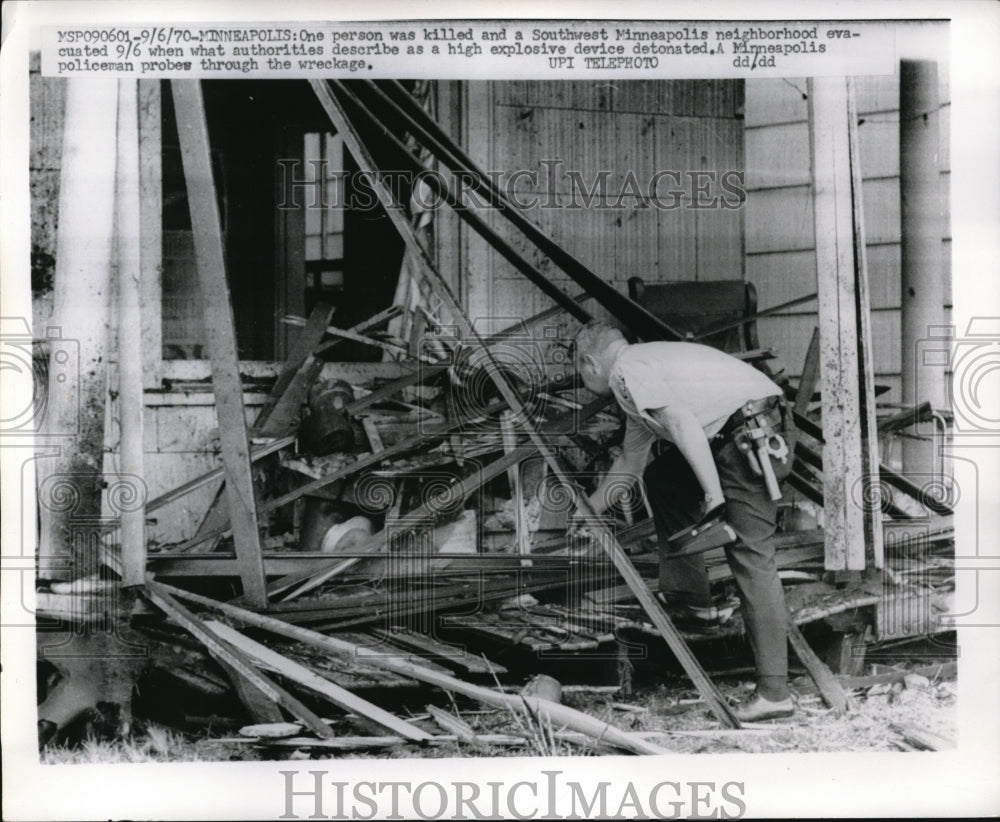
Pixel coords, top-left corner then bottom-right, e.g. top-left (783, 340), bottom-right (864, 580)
top-left (574, 321), bottom-right (796, 721)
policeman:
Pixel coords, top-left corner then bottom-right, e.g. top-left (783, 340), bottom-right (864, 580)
top-left (572, 320), bottom-right (796, 721)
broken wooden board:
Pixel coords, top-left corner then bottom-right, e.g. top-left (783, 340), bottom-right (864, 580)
top-left (889, 722), bottom-right (954, 751)
top-left (144, 580), bottom-right (332, 737)
top-left (156, 581), bottom-right (671, 755)
top-left (369, 628), bottom-right (508, 676)
top-left (787, 618), bottom-right (849, 714)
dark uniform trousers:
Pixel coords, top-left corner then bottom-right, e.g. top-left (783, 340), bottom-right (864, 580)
top-left (642, 417), bottom-right (794, 699)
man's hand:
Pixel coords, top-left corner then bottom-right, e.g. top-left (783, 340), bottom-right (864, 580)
top-left (698, 496), bottom-right (728, 527)
top-left (567, 507), bottom-right (612, 540)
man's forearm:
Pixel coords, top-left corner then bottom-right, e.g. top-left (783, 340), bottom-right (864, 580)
top-left (649, 407), bottom-right (724, 508)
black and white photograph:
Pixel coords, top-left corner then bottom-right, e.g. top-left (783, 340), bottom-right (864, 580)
top-left (2, 2), bottom-right (998, 820)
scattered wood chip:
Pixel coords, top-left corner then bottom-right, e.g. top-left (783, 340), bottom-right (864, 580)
top-left (610, 702), bottom-right (648, 714)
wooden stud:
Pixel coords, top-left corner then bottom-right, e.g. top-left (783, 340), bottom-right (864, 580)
top-left (846, 78), bottom-right (884, 571)
top-left (807, 77), bottom-right (867, 573)
top-left (269, 398), bottom-right (606, 600)
top-left (115, 79), bottom-right (147, 587)
top-left (170, 80), bottom-right (267, 606)
top-left (137, 79), bottom-right (163, 388)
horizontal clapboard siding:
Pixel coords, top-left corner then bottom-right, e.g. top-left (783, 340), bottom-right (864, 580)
top-left (744, 72), bottom-right (951, 404)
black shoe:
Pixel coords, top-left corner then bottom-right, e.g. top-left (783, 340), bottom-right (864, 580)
top-left (733, 692), bottom-right (795, 722)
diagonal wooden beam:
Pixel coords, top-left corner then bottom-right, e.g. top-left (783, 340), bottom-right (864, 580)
top-left (152, 582), bottom-right (671, 755)
top-left (204, 620), bottom-right (434, 741)
top-left (309, 79), bottom-right (740, 729)
top-left (171, 80), bottom-right (267, 606)
top-left (191, 302), bottom-right (336, 546)
top-left (144, 579), bottom-right (333, 737)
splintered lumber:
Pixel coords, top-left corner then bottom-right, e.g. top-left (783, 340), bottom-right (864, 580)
top-left (266, 397), bottom-right (609, 600)
top-left (343, 293), bottom-right (590, 418)
top-left (171, 80), bottom-right (267, 606)
top-left (144, 581), bottom-right (333, 738)
top-left (311, 78), bottom-right (739, 729)
top-left (190, 303), bottom-right (335, 545)
top-left (425, 704), bottom-right (478, 741)
top-left (258, 303), bottom-right (337, 435)
top-left (369, 628), bottom-right (507, 675)
top-left (203, 620), bottom-right (433, 741)
top-left (152, 581), bottom-right (671, 755)
top-left (172, 396), bottom-right (508, 554)
top-left (890, 722), bottom-right (954, 751)
top-left (787, 618), bottom-right (849, 714)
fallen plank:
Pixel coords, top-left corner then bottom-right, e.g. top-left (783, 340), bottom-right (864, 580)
top-left (144, 581), bottom-right (333, 738)
top-left (369, 628), bottom-right (507, 675)
top-left (313, 79), bottom-right (739, 729)
top-left (837, 660), bottom-right (957, 691)
top-left (153, 581), bottom-right (671, 755)
top-left (787, 619), bottom-right (849, 714)
top-left (889, 722), bottom-right (954, 751)
top-left (203, 620), bottom-right (434, 741)
top-left (218, 658), bottom-right (285, 724)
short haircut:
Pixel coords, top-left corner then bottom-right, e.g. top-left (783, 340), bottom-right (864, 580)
top-left (574, 320), bottom-right (626, 359)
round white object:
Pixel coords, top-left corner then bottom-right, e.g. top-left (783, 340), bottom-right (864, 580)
top-left (320, 515), bottom-right (374, 553)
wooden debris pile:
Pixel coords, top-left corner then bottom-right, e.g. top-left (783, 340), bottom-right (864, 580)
top-left (37, 78), bottom-right (955, 755)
